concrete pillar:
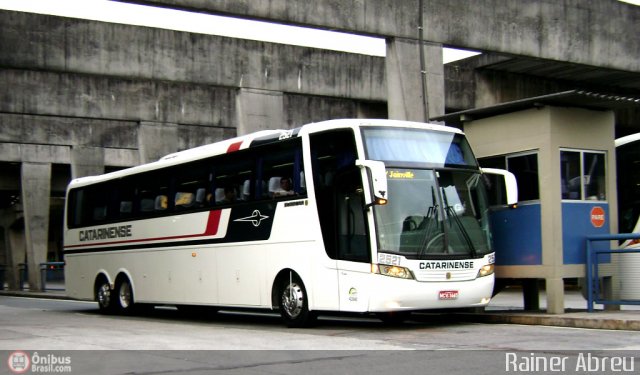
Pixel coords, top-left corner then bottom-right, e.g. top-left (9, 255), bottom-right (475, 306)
top-left (522, 279), bottom-right (540, 310)
top-left (0, 210), bottom-right (26, 290)
top-left (545, 277), bottom-right (565, 314)
top-left (236, 88), bottom-right (285, 136)
top-left (385, 38), bottom-right (444, 122)
top-left (138, 122), bottom-right (179, 164)
top-left (21, 162), bottom-right (51, 292)
top-left (7, 220), bottom-right (26, 290)
top-left (71, 146), bottom-right (105, 179)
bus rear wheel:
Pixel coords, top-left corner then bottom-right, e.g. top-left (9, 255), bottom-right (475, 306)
top-left (96, 279), bottom-right (114, 313)
top-left (114, 277), bottom-right (136, 314)
top-left (278, 276), bottom-right (316, 328)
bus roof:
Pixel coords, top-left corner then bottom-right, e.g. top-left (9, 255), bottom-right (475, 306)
top-left (615, 132), bottom-right (640, 148)
top-left (68, 119), bottom-right (461, 188)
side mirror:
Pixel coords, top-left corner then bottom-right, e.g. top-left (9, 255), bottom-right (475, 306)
top-left (355, 159), bottom-right (388, 206)
top-left (481, 168), bottom-right (518, 208)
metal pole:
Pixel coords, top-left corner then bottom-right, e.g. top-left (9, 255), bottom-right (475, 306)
top-left (40, 263), bottom-right (47, 291)
top-left (586, 238), bottom-right (594, 312)
top-left (418, 0), bottom-right (429, 121)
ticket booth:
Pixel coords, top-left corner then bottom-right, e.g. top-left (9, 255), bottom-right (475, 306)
top-left (434, 91), bottom-right (622, 313)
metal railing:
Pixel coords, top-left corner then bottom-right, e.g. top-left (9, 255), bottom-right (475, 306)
top-left (586, 233), bottom-right (640, 312)
top-left (17, 262), bottom-right (65, 291)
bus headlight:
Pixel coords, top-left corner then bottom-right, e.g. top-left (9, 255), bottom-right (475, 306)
top-left (372, 264), bottom-right (415, 279)
top-left (477, 264), bottom-right (494, 278)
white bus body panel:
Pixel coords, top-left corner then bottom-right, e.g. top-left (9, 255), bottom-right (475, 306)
top-left (65, 200), bottom-right (341, 310)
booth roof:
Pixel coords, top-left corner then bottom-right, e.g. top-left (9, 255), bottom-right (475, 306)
top-left (432, 90), bottom-right (640, 127)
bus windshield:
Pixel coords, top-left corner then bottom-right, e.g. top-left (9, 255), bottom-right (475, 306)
top-left (374, 169), bottom-right (492, 259)
top-left (362, 127), bottom-right (491, 259)
top-left (363, 127), bottom-right (477, 168)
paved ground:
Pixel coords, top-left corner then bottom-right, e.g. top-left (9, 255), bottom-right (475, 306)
top-left (2, 283), bottom-right (639, 331)
top-left (477, 286), bottom-right (640, 330)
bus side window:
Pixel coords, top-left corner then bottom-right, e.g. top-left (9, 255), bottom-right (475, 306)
top-left (175, 192), bottom-right (195, 208)
top-left (120, 201), bottom-right (132, 215)
top-left (155, 195), bottom-right (168, 211)
top-left (93, 206), bottom-right (107, 221)
top-left (241, 180), bottom-right (252, 201)
top-left (254, 138), bottom-right (304, 200)
top-left (212, 153), bottom-right (254, 203)
top-left (140, 198), bottom-right (154, 212)
top-left (195, 188), bottom-right (207, 206)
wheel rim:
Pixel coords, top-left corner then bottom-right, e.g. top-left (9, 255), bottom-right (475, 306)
top-left (281, 282), bottom-right (304, 319)
top-left (118, 280), bottom-right (132, 309)
top-left (97, 283), bottom-right (111, 308)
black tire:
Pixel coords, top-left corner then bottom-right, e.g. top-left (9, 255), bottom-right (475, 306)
top-left (278, 276), bottom-right (316, 328)
top-left (114, 277), bottom-right (136, 314)
top-left (95, 279), bottom-right (114, 314)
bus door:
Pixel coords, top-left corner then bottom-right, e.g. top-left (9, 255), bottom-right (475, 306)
top-left (310, 129), bottom-right (370, 311)
top-left (334, 167), bottom-right (372, 312)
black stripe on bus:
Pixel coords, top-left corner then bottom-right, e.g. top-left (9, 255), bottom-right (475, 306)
top-left (64, 236), bottom-right (264, 255)
top-left (64, 204), bottom-right (278, 254)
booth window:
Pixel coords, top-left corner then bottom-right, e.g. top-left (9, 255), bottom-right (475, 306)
top-left (480, 151), bottom-right (540, 204)
top-left (560, 149), bottom-right (606, 201)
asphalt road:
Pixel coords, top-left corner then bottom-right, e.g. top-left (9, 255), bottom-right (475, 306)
top-left (1, 296), bottom-right (638, 374)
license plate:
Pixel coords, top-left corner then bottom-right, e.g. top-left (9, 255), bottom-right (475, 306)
top-left (439, 290), bottom-right (459, 300)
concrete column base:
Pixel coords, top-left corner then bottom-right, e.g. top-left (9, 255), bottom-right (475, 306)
top-left (522, 279), bottom-right (540, 310)
top-left (546, 278), bottom-right (565, 314)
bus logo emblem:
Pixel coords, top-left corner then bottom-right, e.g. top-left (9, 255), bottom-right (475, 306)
top-left (235, 210), bottom-right (270, 227)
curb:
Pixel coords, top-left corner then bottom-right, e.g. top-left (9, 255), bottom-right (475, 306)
top-left (0, 290), bottom-right (71, 301)
top-left (458, 312), bottom-right (640, 331)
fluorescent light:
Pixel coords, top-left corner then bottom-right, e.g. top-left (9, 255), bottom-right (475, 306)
top-left (0, 0), bottom-right (484, 63)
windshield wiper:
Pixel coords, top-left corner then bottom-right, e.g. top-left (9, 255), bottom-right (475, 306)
top-left (442, 191), bottom-right (477, 258)
top-left (417, 187), bottom-right (442, 259)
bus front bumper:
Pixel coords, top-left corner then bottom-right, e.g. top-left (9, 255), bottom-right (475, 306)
top-left (366, 275), bottom-right (494, 312)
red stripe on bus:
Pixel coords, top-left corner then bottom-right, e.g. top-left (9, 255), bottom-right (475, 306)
top-left (227, 141), bottom-right (242, 153)
top-left (204, 209), bottom-right (221, 235)
top-left (64, 210), bottom-right (223, 249)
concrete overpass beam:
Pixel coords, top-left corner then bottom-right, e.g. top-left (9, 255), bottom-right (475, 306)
top-left (386, 38), bottom-right (444, 122)
top-left (236, 88), bottom-right (285, 136)
top-left (71, 146), bottom-right (105, 179)
top-left (20, 162), bottom-right (51, 292)
top-left (138, 122), bottom-right (179, 164)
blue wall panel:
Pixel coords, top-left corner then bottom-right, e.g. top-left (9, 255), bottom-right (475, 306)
top-left (490, 204), bottom-right (542, 266)
top-left (562, 202), bottom-right (610, 264)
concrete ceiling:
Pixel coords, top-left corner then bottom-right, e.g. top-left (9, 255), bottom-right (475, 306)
top-left (472, 54), bottom-right (640, 93)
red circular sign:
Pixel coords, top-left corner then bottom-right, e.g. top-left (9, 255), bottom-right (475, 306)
top-left (590, 206), bottom-right (606, 228)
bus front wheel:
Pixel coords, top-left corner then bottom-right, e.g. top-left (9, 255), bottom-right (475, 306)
top-left (278, 276), bottom-right (316, 328)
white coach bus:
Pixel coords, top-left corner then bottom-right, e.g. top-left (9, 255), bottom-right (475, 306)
top-left (64, 119), bottom-right (517, 327)
top-left (616, 133), bottom-right (640, 249)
